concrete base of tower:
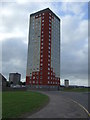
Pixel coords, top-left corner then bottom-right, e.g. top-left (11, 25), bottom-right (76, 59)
top-left (26, 85), bottom-right (60, 91)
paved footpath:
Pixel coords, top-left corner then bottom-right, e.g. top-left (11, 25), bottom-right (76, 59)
top-left (28, 91), bottom-right (89, 118)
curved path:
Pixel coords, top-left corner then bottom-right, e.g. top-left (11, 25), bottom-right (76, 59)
top-left (28, 91), bottom-right (89, 118)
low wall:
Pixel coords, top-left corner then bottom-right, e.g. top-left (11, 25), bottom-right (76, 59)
top-left (2, 87), bottom-right (26, 91)
top-left (26, 85), bottom-right (60, 91)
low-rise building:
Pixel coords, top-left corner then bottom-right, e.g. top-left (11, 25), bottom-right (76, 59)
top-left (0, 73), bottom-right (7, 89)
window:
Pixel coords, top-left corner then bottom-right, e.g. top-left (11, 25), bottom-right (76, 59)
top-left (51, 77), bottom-right (52, 80)
top-left (49, 24), bottom-right (51, 26)
top-left (48, 49), bottom-right (50, 51)
top-left (48, 68), bottom-right (50, 70)
top-left (48, 64), bottom-right (50, 66)
top-left (48, 81), bottom-right (49, 84)
top-left (49, 43), bottom-right (50, 45)
top-left (41, 46), bottom-right (43, 49)
top-left (48, 72), bottom-right (50, 75)
top-left (48, 47), bottom-right (50, 49)
top-left (41, 59), bottom-right (43, 62)
top-left (41, 43), bottom-right (43, 45)
top-left (40, 76), bottom-right (42, 79)
top-left (48, 55), bottom-right (50, 58)
top-left (42, 20), bottom-right (44, 22)
top-left (33, 22), bottom-right (34, 26)
top-left (30, 77), bottom-right (31, 79)
top-left (36, 76), bottom-right (38, 79)
top-left (42, 39), bottom-right (43, 41)
top-left (33, 76), bottom-right (35, 79)
top-left (42, 13), bottom-right (44, 15)
top-left (48, 76), bottom-right (50, 79)
top-left (49, 27), bottom-right (51, 30)
top-left (41, 63), bottom-right (43, 66)
top-left (49, 39), bottom-right (51, 41)
top-left (49, 13), bottom-right (51, 15)
top-left (41, 50), bottom-right (43, 53)
top-left (40, 67), bottom-right (42, 70)
top-left (49, 20), bottom-right (51, 23)
top-left (36, 15), bottom-right (38, 17)
top-left (49, 16), bottom-right (51, 19)
top-left (48, 59), bottom-right (50, 62)
top-left (48, 51), bottom-right (50, 53)
top-left (41, 55), bottom-right (43, 57)
top-left (42, 24), bottom-right (44, 26)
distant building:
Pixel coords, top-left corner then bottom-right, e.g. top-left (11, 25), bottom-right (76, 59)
top-left (64, 79), bottom-right (69, 88)
top-left (0, 73), bottom-right (7, 89)
top-left (69, 85), bottom-right (78, 88)
top-left (9, 73), bottom-right (21, 86)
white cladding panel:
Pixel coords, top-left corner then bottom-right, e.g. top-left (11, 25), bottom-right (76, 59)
top-left (26, 16), bottom-right (41, 76)
top-left (51, 17), bottom-right (60, 77)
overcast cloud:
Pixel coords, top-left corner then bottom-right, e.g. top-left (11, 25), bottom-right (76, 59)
top-left (1, 1), bottom-right (88, 86)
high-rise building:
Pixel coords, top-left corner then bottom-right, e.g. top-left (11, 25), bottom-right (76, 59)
top-left (9, 73), bottom-right (21, 86)
top-left (26, 8), bottom-right (60, 89)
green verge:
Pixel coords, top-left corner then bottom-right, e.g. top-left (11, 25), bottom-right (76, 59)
top-left (61, 87), bottom-right (90, 92)
top-left (2, 91), bottom-right (49, 118)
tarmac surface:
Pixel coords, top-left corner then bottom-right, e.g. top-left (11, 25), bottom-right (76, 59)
top-left (58, 91), bottom-right (89, 112)
top-left (28, 91), bottom-right (90, 118)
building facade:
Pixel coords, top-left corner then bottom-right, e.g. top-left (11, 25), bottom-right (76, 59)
top-left (0, 73), bottom-right (7, 89)
top-left (9, 73), bottom-right (21, 86)
top-left (26, 8), bottom-right (60, 89)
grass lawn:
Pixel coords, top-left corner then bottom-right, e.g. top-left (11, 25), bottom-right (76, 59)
top-left (61, 87), bottom-right (90, 92)
top-left (2, 91), bottom-right (49, 118)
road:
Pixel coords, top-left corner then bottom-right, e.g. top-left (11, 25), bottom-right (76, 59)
top-left (28, 91), bottom-right (90, 118)
top-left (58, 91), bottom-right (89, 113)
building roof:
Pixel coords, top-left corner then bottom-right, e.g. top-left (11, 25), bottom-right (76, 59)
top-left (9, 73), bottom-right (21, 75)
top-left (30, 8), bottom-right (60, 21)
top-left (0, 73), bottom-right (7, 82)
